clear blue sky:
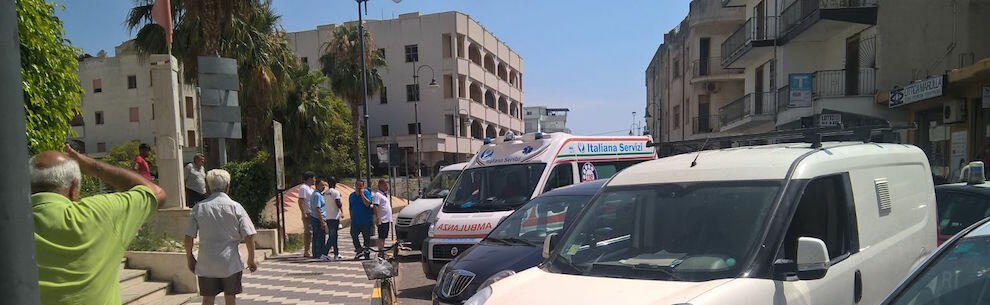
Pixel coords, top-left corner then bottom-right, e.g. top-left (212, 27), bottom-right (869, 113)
top-left (55, 0), bottom-right (688, 136)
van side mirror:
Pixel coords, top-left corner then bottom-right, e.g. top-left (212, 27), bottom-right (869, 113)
top-left (796, 237), bottom-right (830, 280)
top-left (542, 233), bottom-right (559, 259)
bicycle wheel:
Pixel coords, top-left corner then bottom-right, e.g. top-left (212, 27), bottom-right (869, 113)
top-left (380, 278), bottom-right (396, 305)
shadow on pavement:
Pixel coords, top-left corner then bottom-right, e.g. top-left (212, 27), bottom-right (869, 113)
top-left (397, 284), bottom-right (435, 301)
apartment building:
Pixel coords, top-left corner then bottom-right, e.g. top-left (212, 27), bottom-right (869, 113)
top-left (287, 11), bottom-right (524, 173)
top-left (71, 41), bottom-right (199, 158)
top-left (646, 0), bottom-right (747, 155)
top-left (523, 106), bottom-right (571, 133)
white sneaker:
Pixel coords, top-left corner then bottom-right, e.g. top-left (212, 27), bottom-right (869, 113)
top-left (319, 255), bottom-right (331, 261)
top-left (334, 254), bottom-right (343, 261)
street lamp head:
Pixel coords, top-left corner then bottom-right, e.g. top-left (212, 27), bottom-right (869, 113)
top-left (428, 79), bottom-right (439, 88)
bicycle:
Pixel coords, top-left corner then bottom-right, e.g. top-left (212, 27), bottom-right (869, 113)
top-left (362, 238), bottom-right (400, 305)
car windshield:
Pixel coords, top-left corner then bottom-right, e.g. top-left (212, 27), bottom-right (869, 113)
top-left (443, 163), bottom-right (547, 213)
top-left (888, 235), bottom-right (990, 305)
top-left (547, 181), bottom-right (781, 282)
top-left (422, 170), bottom-right (461, 199)
top-left (936, 190), bottom-right (990, 236)
top-left (487, 195), bottom-right (593, 246)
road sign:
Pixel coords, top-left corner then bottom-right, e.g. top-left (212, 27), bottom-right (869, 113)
top-left (820, 113), bottom-right (842, 127)
top-left (789, 73), bottom-right (813, 108)
top-left (274, 120), bottom-right (285, 190)
top-left (198, 56), bottom-right (241, 139)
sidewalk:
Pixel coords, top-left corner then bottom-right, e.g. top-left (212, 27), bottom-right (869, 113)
top-left (185, 227), bottom-right (376, 305)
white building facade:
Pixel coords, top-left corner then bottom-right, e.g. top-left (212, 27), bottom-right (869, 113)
top-left (71, 42), bottom-right (200, 158)
top-left (287, 11), bottom-right (524, 174)
top-left (523, 106), bottom-right (571, 133)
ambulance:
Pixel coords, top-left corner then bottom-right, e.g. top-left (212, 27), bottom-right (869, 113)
top-left (421, 132), bottom-right (656, 279)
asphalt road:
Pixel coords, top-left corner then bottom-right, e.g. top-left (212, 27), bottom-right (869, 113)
top-left (394, 249), bottom-right (435, 305)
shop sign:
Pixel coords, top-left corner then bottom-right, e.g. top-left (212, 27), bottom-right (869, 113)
top-left (889, 76), bottom-right (944, 108)
top-left (788, 73), bottom-right (813, 108)
top-left (819, 114), bottom-right (841, 127)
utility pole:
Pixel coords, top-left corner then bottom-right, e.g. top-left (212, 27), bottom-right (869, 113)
top-left (357, 0), bottom-right (373, 186)
top-left (0, 1), bottom-right (41, 303)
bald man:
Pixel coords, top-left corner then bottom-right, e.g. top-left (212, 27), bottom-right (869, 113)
top-left (30, 145), bottom-right (166, 305)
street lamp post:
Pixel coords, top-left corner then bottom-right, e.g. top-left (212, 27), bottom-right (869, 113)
top-left (356, 0), bottom-right (373, 186)
top-left (412, 64), bottom-right (438, 191)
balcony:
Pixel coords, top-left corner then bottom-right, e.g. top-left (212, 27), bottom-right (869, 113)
top-left (813, 68), bottom-right (876, 98)
top-left (721, 0), bottom-right (747, 7)
top-left (719, 92), bottom-right (776, 131)
top-left (692, 57), bottom-right (745, 83)
top-left (691, 115), bottom-right (721, 134)
top-left (779, 0), bottom-right (877, 44)
top-left (721, 17), bottom-right (779, 69)
top-left (690, 0), bottom-right (745, 27)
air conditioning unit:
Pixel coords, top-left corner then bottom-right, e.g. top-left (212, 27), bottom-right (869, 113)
top-left (944, 100), bottom-right (966, 124)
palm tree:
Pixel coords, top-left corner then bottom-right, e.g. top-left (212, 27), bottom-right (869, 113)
top-left (125, 0), bottom-right (296, 154)
top-left (320, 25), bottom-right (387, 178)
top-left (275, 65), bottom-right (354, 177)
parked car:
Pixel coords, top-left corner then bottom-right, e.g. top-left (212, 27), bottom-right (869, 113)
top-left (396, 162), bottom-right (467, 250)
top-left (936, 161), bottom-right (990, 244)
top-left (432, 180), bottom-right (606, 305)
top-left (880, 216), bottom-right (990, 305)
top-left (467, 142), bottom-right (938, 305)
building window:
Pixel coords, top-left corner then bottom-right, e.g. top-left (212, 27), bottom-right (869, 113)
top-left (381, 125), bottom-right (390, 137)
top-left (127, 75), bottom-right (137, 89)
top-left (92, 79), bottom-right (102, 93)
top-left (442, 34), bottom-right (452, 58)
top-left (97, 142), bottom-right (107, 153)
top-left (406, 84), bottom-right (420, 102)
top-left (405, 44), bottom-right (419, 62)
top-left (408, 123), bottom-right (422, 135)
top-left (444, 75), bottom-right (454, 98)
top-left (187, 130), bottom-right (196, 147)
top-left (152, 103), bottom-right (155, 120)
top-left (95, 111), bottom-right (105, 125)
top-left (129, 107), bottom-right (139, 122)
top-left (672, 105), bottom-right (681, 128)
top-left (673, 59), bottom-right (681, 78)
top-left (380, 87), bottom-right (388, 104)
top-left (185, 97), bottom-right (195, 118)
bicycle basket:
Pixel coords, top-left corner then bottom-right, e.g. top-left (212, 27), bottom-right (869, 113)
top-left (362, 257), bottom-right (398, 280)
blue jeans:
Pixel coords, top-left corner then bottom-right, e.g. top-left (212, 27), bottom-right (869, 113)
top-left (325, 219), bottom-right (340, 257)
top-left (351, 223), bottom-right (373, 257)
top-left (309, 216), bottom-right (326, 258)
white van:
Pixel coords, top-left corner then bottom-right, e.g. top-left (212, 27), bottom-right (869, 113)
top-left (395, 162), bottom-right (467, 250)
top-left (421, 132), bottom-right (656, 279)
top-left (468, 142), bottom-right (938, 305)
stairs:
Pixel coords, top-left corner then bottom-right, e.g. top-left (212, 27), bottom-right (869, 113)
top-left (119, 258), bottom-right (197, 305)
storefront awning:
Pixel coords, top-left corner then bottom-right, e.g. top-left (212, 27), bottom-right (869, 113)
top-left (949, 58), bottom-right (990, 84)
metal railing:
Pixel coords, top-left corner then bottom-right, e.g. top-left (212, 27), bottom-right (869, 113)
top-left (692, 115), bottom-right (721, 134)
top-left (781, 0), bottom-right (878, 35)
top-left (721, 17), bottom-right (779, 66)
top-left (693, 57), bottom-right (745, 78)
top-left (719, 92), bottom-right (777, 127)
top-left (813, 68), bottom-right (876, 98)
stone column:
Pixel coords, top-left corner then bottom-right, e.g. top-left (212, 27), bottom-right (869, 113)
top-left (150, 54), bottom-right (186, 209)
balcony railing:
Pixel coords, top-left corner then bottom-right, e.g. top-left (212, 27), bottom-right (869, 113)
top-left (693, 57), bottom-right (744, 78)
top-left (781, 0), bottom-right (878, 35)
top-left (813, 68), bottom-right (876, 98)
top-left (692, 115), bottom-right (721, 134)
top-left (721, 17), bottom-right (779, 66)
top-left (719, 92), bottom-right (776, 127)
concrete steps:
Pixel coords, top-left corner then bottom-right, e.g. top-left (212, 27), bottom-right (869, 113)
top-left (120, 258), bottom-right (197, 305)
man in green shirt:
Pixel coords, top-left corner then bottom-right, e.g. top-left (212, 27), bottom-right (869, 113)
top-left (30, 145), bottom-right (166, 305)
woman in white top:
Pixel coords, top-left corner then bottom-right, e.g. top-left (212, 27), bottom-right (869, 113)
top-left (184, 154), bottom-right (207, 207)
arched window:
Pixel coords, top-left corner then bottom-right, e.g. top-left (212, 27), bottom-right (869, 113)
top-left (469, 44), bottom-right (482, 66)
top-left (471, 121), bottom-right (484, 139)
top-left (499, 128), bottom-right (509, 136)
top-left (486, 125), bottom-right (497, 139)
top-left (470, 83), bottom-right (483, 104)
top-left (497, 63), bottom-right (508, 81)
top-left (498, 96), bottom-right (508, 113)
top-left (509, 101), bottom-right (518, 117)
top-left (484, 54), bottom-right (496, 73)
top-left (485, 90), bottom-right (496, 108)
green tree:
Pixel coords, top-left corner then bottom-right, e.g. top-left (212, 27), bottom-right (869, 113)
top-left (221, 151), bottom-right (273, 224)
top-left (17, 0), bottom-right (83, 154)
top-left (125, 0), bottom-right (296, 154)
top-left (320, 25), bottom-right (387, 179)
top-left (274, 65), bottom-right (356, 179)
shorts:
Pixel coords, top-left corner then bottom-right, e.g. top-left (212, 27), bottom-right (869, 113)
top-left (377, 222), bottom-right (391, 240)
top-left (198, 272), bottom-right (243, 296)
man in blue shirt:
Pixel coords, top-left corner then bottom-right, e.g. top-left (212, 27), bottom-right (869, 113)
top-left (349, 179), bottom-right (374, 260)
top-left (310, 179), bottom-right (329, 261)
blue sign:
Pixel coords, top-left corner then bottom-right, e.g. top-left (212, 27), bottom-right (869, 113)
top-left (788, 73), bottom-right (813, 108)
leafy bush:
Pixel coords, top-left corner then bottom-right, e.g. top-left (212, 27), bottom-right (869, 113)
top-left (222, 151), bottom-right (274, 225)
top-left (129, 225), bottom-right (182, 252)
top-left (285, 234), bottom-right (304, 253)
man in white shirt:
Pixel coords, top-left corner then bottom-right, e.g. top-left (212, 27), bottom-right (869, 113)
top-left (298, 171), bottom-right (316, 258)
top-left (184, 169), bottom-right (258, 305)
top-left (371, 179), bottom-right (393, 251)
top-left (184, 154), bottom-right (207, 207)
top-left (322, 177), bottom-right (343, 260)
